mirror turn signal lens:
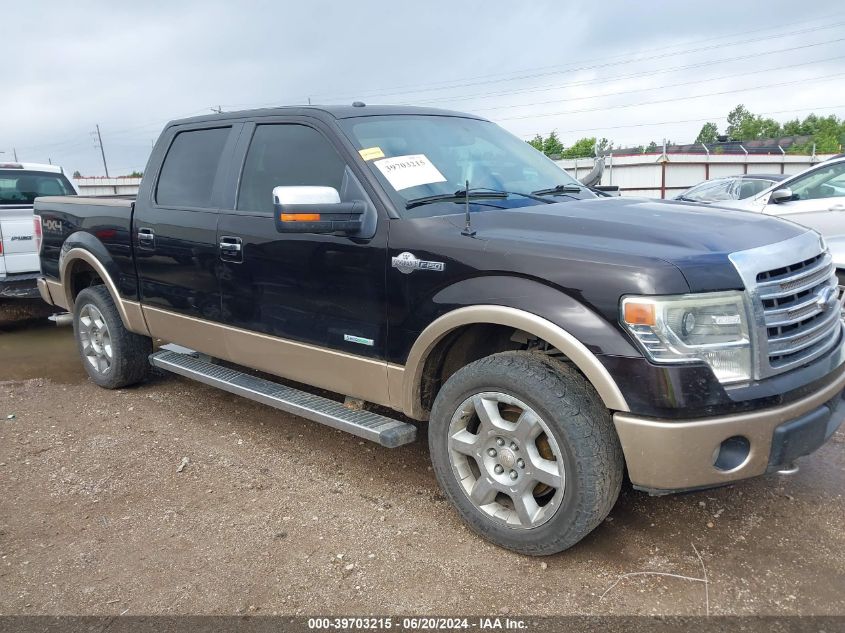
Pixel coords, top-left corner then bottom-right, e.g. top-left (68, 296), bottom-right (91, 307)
top-left (623, 301), bottom-right (656, 326)
top-left (281, 213), bottom-right (321, 222)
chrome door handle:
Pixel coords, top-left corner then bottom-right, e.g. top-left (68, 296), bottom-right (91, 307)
top-left (219, 236), bottom-right (243, 262)
top-left (137, 227), bottom-right (155, 249)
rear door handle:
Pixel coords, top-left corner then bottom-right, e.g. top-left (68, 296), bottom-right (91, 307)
top-left (219, 236), bottom-right (243, 262)
top-left (830, 204), bottom-right (845, 212)
top-left (137, 227), bottom-right (155, 249)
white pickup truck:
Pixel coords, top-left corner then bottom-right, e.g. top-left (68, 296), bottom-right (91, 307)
top-left (0, 162), bottom-right (76, 300)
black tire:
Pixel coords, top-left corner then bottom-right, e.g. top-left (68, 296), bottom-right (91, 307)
top-left (73, 285), bottom-right (152, 389)
top-left (429, 351), bottom-right (624, 555)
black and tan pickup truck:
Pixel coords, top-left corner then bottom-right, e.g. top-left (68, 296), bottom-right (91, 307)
top-left (34, 105), bottom-right (845, 554)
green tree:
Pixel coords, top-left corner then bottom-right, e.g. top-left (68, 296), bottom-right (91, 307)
top-left (645, 140), bottom-right (658, 152)
top-left (726, 104), bottom-right (753, 139)
top-left (695, 122), bottom-right (719, 144)
top-left (561, 137), bottom-right (596, 158)
top-left (527, 134), bottom-right (544, 152)
top-left (542, 130), bottom-right (564, 157)
top-left (72, 170), bottom-right (81, 179)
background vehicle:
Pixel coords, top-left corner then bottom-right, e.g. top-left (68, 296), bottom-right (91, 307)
top-left (33, 106), bottom-right (845, 555)
top-left (0, 162), bottom-right (76, 324)
top-left (716, 156), bottom-right (845, 291)
top-left (675, 174), bottom-right (786, 204)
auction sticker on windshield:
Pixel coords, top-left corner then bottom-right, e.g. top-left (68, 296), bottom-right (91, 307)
top-left (374, 154), bottom-right (446, 191)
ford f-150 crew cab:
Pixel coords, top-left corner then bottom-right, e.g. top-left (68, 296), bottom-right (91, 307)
top-left (34, 105), bottom-right (845, 555)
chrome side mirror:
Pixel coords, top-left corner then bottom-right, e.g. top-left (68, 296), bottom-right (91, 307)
top-left (273, 186), bottom-right (364, 234)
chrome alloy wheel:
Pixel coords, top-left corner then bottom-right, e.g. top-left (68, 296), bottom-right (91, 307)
top-left (78, 303), bottom-right (113, 374)
top-left (447, 392), bottom-right (564, 529)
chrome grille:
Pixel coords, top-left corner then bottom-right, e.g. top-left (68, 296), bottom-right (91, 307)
top-left (729, 232), bottom-right (843, 380)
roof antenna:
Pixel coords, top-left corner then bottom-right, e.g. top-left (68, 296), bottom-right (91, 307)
top-left (461, 179), bottom-right (476, 237)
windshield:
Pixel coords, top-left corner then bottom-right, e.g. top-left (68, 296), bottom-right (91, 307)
top-left (0, 170), bottom-right (76, 205)
top-left (339, 115), bottom-right (591, 218)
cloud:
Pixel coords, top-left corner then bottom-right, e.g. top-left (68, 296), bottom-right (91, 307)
top-left (5, 0), bottom-right (843, 174)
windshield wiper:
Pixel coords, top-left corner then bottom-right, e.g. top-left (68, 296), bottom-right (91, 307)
top-left (405, 189), bottom-right (507, 210)
top-left (531, 184), bottom-right (584, 196)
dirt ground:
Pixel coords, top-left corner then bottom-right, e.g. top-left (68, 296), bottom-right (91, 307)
top-left (1, 320), bottom-right (844, 616)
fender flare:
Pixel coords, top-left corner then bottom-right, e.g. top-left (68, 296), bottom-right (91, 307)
top-left (398, 305), bottom-right (630, 419)
top-left (59, 246), bottom-right (149, 336)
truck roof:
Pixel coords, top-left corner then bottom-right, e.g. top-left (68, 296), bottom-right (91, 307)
top-left (166, 104), bottom-right (485, 128)
top-left (0, 162), bottom-right (63, 173)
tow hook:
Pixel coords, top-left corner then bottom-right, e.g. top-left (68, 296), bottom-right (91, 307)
top-left (48, 313), bottom-right (73, 327)
top-left (776, 462), bottom-right (799, 475)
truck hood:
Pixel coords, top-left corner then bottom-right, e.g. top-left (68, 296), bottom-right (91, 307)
top-left (466, 196), bottom-right (809, 292)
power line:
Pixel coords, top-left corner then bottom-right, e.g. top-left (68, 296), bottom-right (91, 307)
top-left (300, 19), bottom-right (845, 103)
top-left (494, 71), bottom-right (845, 122)
top-left (471, 53), bottom-right (845, 114)
top-left (407, 39), bottom-right (845, 106)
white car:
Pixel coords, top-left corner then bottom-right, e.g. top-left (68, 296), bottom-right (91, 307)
top-left (717, 156), bottom-right (845, 279)
top-left (0, 162), bottom-right (77, 299)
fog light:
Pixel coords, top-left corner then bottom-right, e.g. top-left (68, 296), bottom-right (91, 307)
top-left (713, 436), bottom-right (750, 471)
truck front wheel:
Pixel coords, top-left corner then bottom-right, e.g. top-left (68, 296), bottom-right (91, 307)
top-left (429, 351), bottom-right (624, 555)
top-left (73, 286), bottom-right (152, 389)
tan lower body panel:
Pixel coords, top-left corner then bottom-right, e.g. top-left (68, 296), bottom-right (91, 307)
top-left (39, 278), bottom-right (68, 310)
top-left (142, 306), bottom-right (394, 409)
top-left (614, 366), bottom-right (845, 491)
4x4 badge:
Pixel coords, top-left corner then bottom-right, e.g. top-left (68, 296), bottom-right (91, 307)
top-left (391, 251), bottom-right (445, 274)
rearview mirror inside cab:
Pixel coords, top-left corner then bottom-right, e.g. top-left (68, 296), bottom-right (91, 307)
top-left (273, 186), bottom-right (365, 234)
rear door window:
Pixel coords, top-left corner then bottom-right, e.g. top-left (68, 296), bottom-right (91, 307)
top-left (156, 127), bottom-right (231, 208)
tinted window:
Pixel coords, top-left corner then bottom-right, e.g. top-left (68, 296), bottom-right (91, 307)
top-left (237, 124), bottom-right (346, 213)
top-left (156, 127), bottom-right (230, 208)
top-left (0, 170), bottom-right (75, 205)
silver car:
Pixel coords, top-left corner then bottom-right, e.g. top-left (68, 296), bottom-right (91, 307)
top-left (717, 156), bottom-right (845, 289)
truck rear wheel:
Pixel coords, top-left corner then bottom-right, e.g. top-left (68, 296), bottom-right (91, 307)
top-left (428, 351), bottom-right (624, 555)
top-left (73, 286), bottom-right (151, 389)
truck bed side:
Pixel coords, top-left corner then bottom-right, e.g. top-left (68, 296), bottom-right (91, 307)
top-left (34, 195), bottom-right (138, 304)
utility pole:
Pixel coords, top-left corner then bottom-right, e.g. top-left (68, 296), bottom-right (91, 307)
top-left (13, 147), bottom-right (18, 161)
top-left (93, 124), bottom-right (110, 177)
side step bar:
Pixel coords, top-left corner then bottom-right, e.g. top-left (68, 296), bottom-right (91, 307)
top-left (149, 349), bottom-right (417, 448)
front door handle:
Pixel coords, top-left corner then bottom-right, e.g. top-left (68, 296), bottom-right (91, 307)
top-left (219, 236), bottom-right (243, 262)
top-left (137, 227), bottom-right (155, 249)
top-left (830, 204), bottom-right (845, 212)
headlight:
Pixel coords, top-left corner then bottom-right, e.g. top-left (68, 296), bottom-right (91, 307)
top-left (620, 291), bottom-right (752, 384)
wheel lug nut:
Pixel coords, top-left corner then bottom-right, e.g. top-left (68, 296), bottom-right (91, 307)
top-left (494, 465), bottom-right (504, 475)
top-left (517, 459), bottom-right (525, 469)
top-left (510, 442), bottom-right (518, 450)
top-left (496, 438), bottom-right (505, 447)
top-left (509, 470), bottom-right (518, 480)
top-left (487, 448), bottom-right (497, 457)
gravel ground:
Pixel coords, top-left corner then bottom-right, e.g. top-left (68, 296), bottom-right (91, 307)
top-left (0, 322), bottom-right (844, 616)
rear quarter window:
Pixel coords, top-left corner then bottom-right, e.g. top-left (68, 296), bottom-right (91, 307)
top-left (156, 127), bottom-right (230, 208)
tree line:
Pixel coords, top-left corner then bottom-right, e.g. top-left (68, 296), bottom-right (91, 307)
top-left (528, 105), bottom-right (844, 158)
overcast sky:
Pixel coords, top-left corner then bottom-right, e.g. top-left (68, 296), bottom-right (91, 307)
top-left (5, 1), bottom-right (845, 176)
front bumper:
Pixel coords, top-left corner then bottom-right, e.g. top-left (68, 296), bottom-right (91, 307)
top-left (613, 364), bottom-right (845, 494)
top-left (0, 272), bottom-right (42, 299)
